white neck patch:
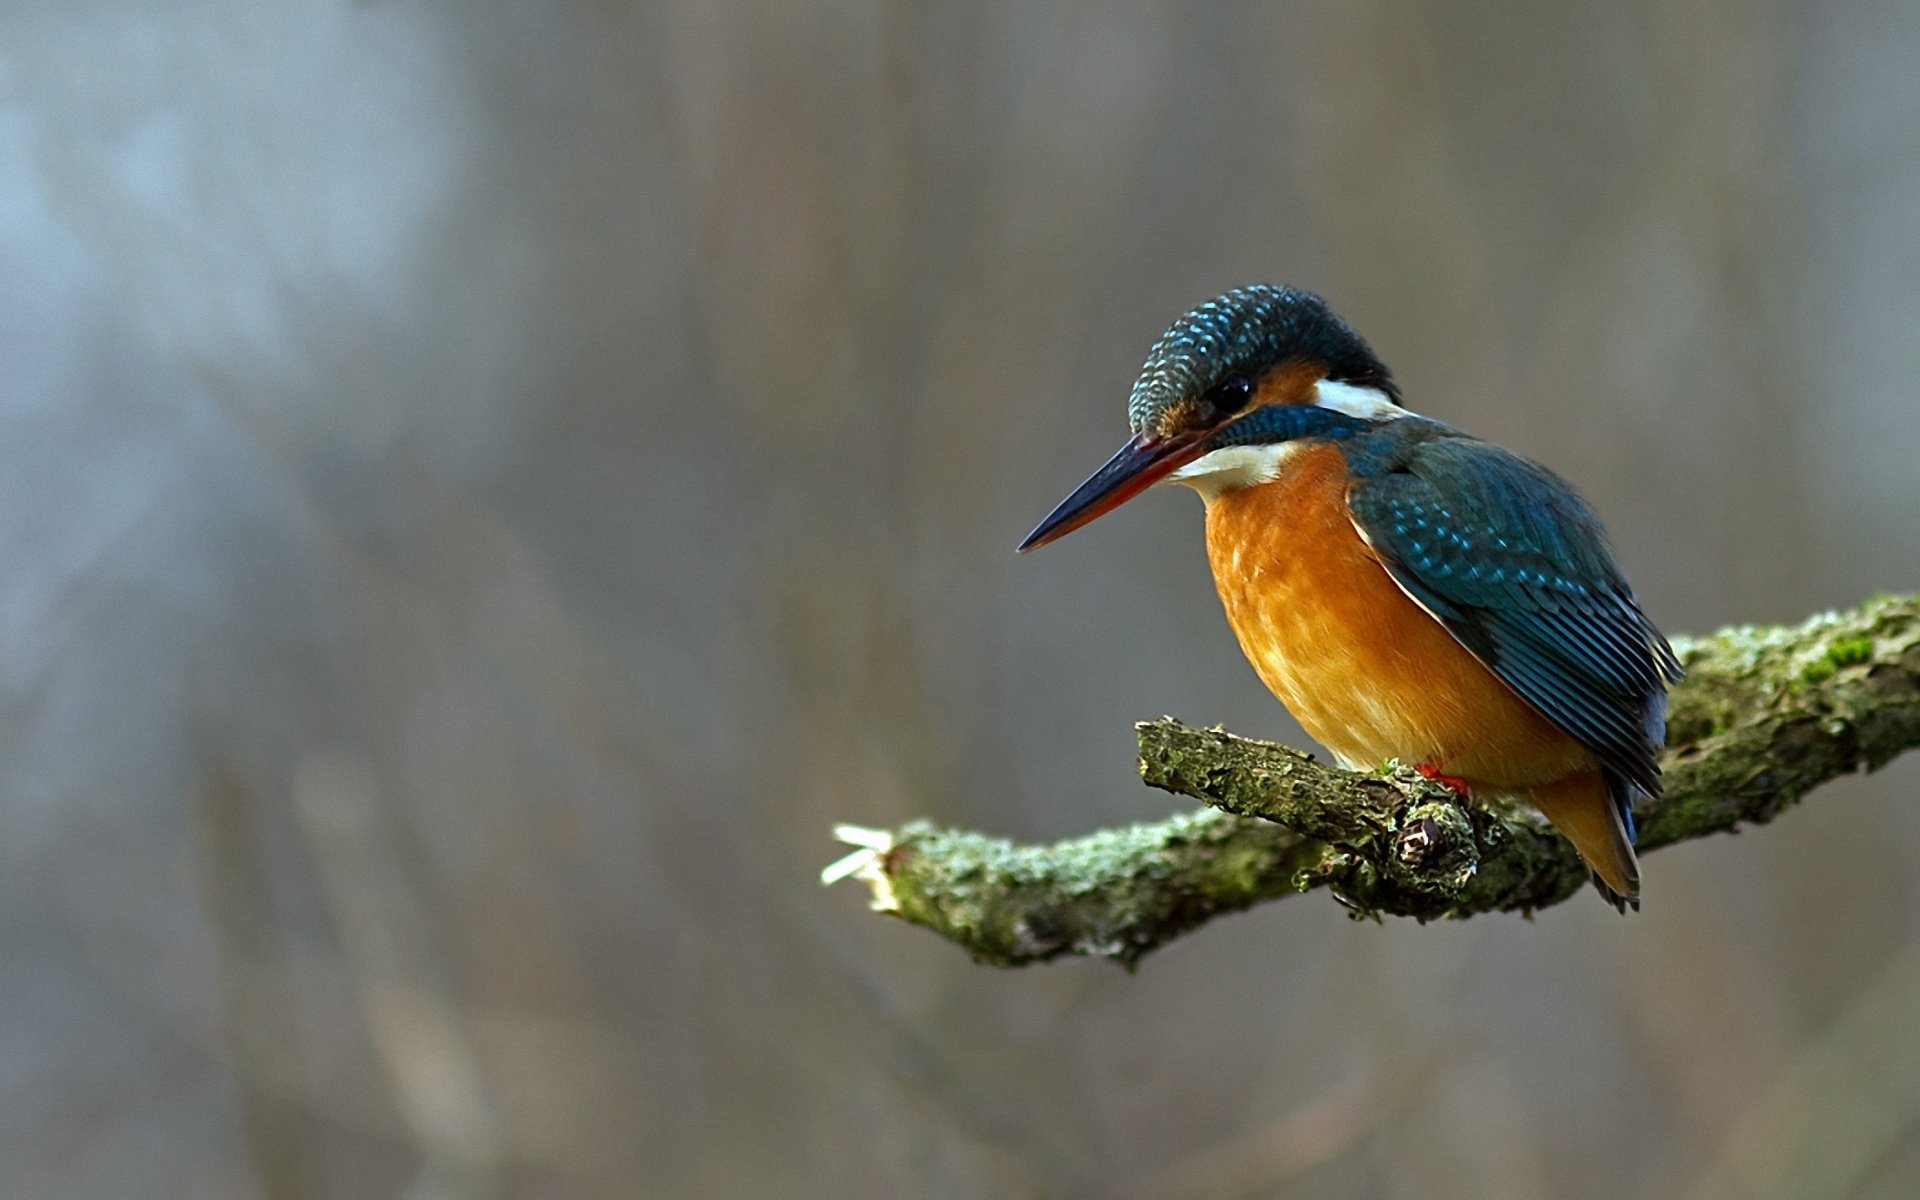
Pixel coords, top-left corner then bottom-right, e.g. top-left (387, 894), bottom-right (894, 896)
top-left (1312, 379), bottom-right (1407, 420)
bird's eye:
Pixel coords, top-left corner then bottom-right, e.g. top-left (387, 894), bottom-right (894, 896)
top-left (1205, 374), bottom-right (1253, 419)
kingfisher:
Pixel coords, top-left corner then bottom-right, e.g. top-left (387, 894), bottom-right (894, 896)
top-left (1019, 285), bottom-right (1679, 909)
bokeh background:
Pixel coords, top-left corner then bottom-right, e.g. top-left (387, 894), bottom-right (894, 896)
top-left (5, 2), bottom-right (1920, 1197)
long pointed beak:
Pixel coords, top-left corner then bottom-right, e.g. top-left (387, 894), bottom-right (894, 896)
top-left (1017, 431), bottom-right (1209, 552)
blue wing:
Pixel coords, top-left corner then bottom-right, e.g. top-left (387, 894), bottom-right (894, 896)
top-left (1346, 433), bottom-right (1681, 825)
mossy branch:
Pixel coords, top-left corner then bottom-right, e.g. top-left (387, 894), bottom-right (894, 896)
top-left (823, 596), bottom-right (1920, 966)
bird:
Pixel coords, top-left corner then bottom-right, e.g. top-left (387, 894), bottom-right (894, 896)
top-left (1018, 284), bottom-right (1680, 909)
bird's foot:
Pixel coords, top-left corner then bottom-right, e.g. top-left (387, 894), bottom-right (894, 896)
top-left (1414, 759), bottom-right (1474, 799)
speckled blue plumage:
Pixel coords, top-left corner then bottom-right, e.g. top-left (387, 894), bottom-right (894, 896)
top-left (1128, 285), bottom-right (1396, 433)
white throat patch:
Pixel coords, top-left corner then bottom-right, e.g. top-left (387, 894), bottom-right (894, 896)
top-left (1166, 442), bottom-right (1305, 500)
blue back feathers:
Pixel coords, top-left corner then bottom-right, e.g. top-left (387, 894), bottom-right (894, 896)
top-left (1344, 421), bottom-right (1682, 830)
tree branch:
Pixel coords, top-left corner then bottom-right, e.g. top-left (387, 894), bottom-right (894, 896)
top-left (823, 595), bottom-right (1920, 966)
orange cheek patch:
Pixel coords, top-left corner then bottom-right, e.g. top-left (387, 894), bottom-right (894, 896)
top-left (1252, 358), bottom-right (1329, 408)
top-left (1153, 398), bottom-right (1205, 438)
top-left (1155, 358), bottom-right (1328, 438)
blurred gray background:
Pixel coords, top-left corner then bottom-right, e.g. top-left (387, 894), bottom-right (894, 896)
top-left (4, 2), bottom-right (1920, 1197)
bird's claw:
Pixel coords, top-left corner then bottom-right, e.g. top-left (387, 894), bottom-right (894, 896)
top-left (1414, 759), bottom-right (1473, 798)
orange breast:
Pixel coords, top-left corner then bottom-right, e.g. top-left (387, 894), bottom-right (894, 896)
top-left (1203, 442), bottom-right (1594, 790)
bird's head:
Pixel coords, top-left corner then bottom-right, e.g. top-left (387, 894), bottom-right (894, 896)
top-left (1019, 284), bottom-right (1403, 551)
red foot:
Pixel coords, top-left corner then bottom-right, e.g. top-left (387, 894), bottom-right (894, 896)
top-left (1415, 759), bottom-right (1474, 798)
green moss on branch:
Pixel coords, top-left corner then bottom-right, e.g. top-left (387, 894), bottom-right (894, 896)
top-left (825, 595), bottom-right (1920, 966)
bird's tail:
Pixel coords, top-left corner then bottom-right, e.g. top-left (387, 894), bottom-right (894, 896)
top-left (1525, 769), bottom-right (1641, 912)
